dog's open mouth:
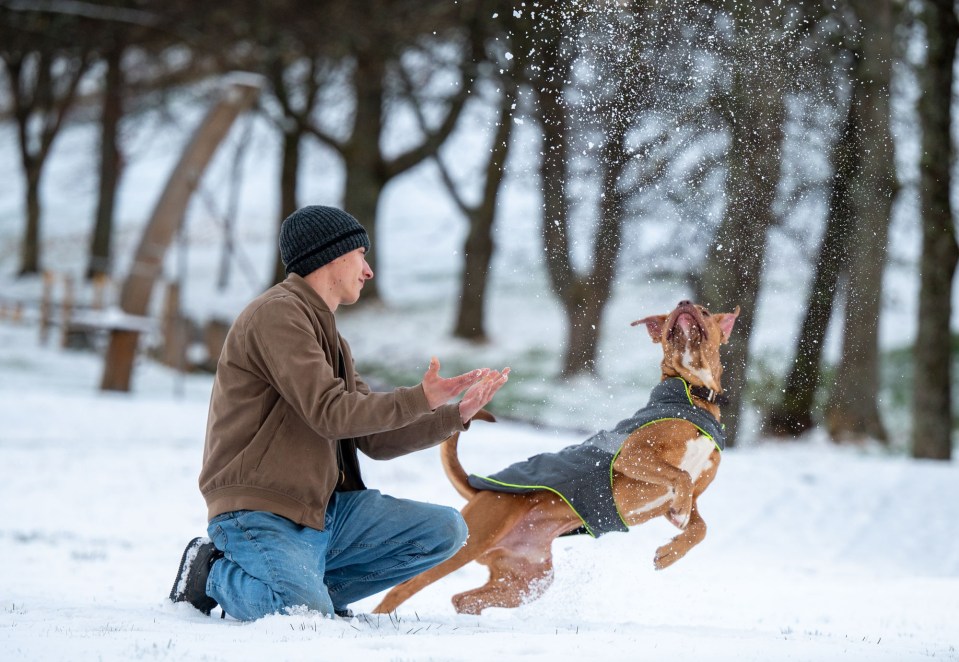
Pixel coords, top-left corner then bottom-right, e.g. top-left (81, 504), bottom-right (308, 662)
top-left (667, 308), bottom-right (707, 343)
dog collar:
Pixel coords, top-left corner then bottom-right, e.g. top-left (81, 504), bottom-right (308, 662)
top-left (688, 384), bottom-right (729, 406)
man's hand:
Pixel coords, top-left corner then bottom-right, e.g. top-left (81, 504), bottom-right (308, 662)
top-left (422, 357), bottom-right (490, 410)
top-left (458, 367), bottom-right (510, 424)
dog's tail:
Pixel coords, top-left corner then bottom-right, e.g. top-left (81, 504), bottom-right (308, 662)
top-left (441, 409), bottom-right (496, 501)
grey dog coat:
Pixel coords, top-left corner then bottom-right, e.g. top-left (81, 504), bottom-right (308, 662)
top-left (467, 378), bottom-right (725, 537)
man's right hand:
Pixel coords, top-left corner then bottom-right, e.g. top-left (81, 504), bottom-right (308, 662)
top-left (458, 367), bottom-right (510, 424)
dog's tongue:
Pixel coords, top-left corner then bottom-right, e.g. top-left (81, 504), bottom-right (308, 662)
top-left (676, 312), bottom-right (696, 335)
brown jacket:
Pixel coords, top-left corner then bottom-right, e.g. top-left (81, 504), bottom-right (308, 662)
top-left (199, 275), bottom-right (466, 530)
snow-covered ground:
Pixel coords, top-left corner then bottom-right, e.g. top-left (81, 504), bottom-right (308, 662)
top-left (1, 321), bottom-right (957, 661)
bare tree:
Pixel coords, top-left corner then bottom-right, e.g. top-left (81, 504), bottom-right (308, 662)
top-left (535, 1), bottom-right (719, 376)
top-left (301, 0), bottom-right (477, 302)
top-left (200, 0), bottom-right (352, 286)
top-left (911, 0), bottom-right (958, 460)
top-left (694, 1), bottom-right (797, 446)
top-left (265, 55), bottom-right (334, 285)
top-left (401, 1), bottom-right (526, 341)
top-left (84, 1), bottom-right (177, 281)
top-left (825, 0), bottom-right (902, 444)
top-left (86, 33), bottom-right (124, 280)
top-left (765, 76), bottom-right (859, 436)
top-left (0, 6), bottom-right (94, 275)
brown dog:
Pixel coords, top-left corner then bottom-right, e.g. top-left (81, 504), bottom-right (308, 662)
top-left (373, 300), bottom-right (739, 615)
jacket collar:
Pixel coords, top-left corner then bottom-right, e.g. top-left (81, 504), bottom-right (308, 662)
top-left (283, 273), bottom-right (333, 316)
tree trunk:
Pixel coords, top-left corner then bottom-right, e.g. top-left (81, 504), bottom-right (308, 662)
top-left (453, 78), bottom-right (514, 341)
top-left (5, 50), bottom-right (89, 276)
top-left (20, 169), bottom-right (42, 276)
top-left (342, 51), bottom-right (386, 302)
top-left (272, 128), bottom-right (302, 285)
top-left (538, 38), bottom-right (573, 308)
top-left (101, 75), bottom-right (261, 392)
top-left (87, 40), bottom-right (125, 280)
top-left (561, 283), bottom-right (609, 376)
top-left (265, 49), bottom-right (316, 288)
top-left (558, 126), bottom-right (628, 377)
top-left (696, 20), bottom-right (787, 446)
top-left (536, 32), bottom-right (590, 376)
top-left (536, 19), bottom-right (632, 378)
top-left (912, 0), bottom-right (958, 460)
top-left (825, 1), bottom-right (898, 444)
top-left (764, 81), bottom-right (859, 436)
top-left (453, 207), bottom-right (496, 341)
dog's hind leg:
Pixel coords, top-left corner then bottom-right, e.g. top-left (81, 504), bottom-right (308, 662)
top-left (372, 492), bottom-right (528, 614)
top-left (451, 496), bottom-right (578, 615)
top-left (452, 546), bottom-right (554, 615)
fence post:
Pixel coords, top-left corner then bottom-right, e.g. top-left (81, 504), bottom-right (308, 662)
top-left (39, 271), bottom-right (54, 344)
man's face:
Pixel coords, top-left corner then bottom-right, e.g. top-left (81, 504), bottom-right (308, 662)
top-left (326, 247), bottom-right (373, 307)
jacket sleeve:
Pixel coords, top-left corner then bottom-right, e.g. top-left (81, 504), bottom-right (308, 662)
top-left (244, 296), bottom-right (438, 441)
top-left (350, 356), bottom-right (468, 460)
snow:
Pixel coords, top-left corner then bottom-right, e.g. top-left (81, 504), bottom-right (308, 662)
top-left (1, 320), bottom-right (957, 661)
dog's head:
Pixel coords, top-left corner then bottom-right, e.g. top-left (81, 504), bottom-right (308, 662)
top-left (631, 300), bottom-right (739, 394)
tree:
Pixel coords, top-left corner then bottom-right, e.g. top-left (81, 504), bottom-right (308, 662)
top-left (911, 0), bottom-right (958, 460)
top-left (84, 1), bottom-right (175, 281)
top-left (825, 0), bottom-right (902, 444)
top-left (0, 6), bottom-right (94, 275)
top-left (407, 1), bottom-right (527, 341)
top-left (265, 54), bottom-right (334, 285)
top-left (197, 0), bottom-right (350, 286)
top-left (87, 31), bottom-right (124, 280)
top-left (695, 0), bottom-right (795, 445)
top-left (535, 1), bottom-right (719, 377)
top-left (301, 0), bottom-right (476, 302)
top-left (764, 76), bottom-right (859, 436)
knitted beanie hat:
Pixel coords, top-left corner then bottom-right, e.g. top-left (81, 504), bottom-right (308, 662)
top-left (279, 205), bottom-right (370, 277)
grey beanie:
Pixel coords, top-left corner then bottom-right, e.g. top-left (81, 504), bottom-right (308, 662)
top-left (279, 205), bottom-right (370, 276)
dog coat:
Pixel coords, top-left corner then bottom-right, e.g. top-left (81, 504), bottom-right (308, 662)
top-left (468, 378), bottom-right (725, 537)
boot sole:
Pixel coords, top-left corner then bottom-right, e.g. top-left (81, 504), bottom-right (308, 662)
top-left (170, 537), bottom-right (205, 603)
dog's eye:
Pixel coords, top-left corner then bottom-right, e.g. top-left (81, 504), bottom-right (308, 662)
top-left (700, 307), bottom-right (710, 316)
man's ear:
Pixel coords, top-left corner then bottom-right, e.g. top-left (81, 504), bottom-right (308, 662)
top-left (631, 314), bottom-right (668, 343)
top-left (715, 306), bottom-right (740, 344)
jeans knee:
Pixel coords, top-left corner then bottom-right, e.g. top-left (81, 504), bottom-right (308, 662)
top-left (435, 507), bottom-right (468, 556)
top-left (273, 580), bottom-right (334, 616)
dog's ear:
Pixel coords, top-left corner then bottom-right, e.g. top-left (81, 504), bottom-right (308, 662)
top-left (714, 306), bottom-right (740, 344)
top-left (631, 314), bottom-right (668, 343)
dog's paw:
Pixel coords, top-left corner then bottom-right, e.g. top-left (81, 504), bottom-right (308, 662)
top-left (653, 546), bottom-right (678, 570)
top-left (654, 541), bottom-right (689, 570)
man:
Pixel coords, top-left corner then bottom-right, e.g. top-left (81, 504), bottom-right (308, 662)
top-left (170, 205), bottom-right (509, 621)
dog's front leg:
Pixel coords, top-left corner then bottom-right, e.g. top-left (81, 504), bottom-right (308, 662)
top-left (654, 448), bottom-right (720, 569)
top-left (613, 437), bottom-right (694, 529)
top-left (654, 502), bottom-right (706, 569)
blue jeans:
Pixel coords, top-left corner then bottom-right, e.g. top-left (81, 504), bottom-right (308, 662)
top-left (205, 490), bottom-right (467, 621)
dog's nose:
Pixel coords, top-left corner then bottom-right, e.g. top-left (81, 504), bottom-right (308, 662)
top-left (678, 300), bottom-right (692, 307)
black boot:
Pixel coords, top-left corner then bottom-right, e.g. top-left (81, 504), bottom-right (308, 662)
top-left (170, 537), bottom-right (223, 615)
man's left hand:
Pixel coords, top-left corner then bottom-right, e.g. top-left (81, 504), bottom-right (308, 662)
top-left (422, 357), bottom-right (489, 410)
